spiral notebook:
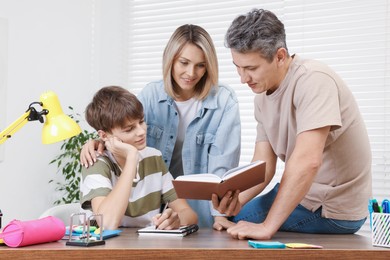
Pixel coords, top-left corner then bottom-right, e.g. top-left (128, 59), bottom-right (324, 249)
top-left (137, 224), bottom-right (199, 237)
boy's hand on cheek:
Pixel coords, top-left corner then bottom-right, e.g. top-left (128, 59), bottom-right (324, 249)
top-left (105, 137), bottom-right (138, 160)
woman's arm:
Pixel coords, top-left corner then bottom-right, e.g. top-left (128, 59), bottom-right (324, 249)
top-left (207, 93), bottom-right (241, 176)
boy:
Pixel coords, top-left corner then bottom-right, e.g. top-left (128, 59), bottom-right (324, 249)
top-left (80, 86), bottom-right (198, 230)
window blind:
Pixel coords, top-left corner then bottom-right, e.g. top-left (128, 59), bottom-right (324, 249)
top-left (126, 0), bottom-right (390, 236)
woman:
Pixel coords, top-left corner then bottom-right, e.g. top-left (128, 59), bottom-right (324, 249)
top-left (80, 24), bottom-right (241, 228)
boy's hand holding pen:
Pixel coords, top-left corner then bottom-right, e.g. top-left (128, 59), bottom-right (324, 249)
top-left (155, 203), bottom-right (169, 229)
top-left (153, 202), bottom-right (180, 230)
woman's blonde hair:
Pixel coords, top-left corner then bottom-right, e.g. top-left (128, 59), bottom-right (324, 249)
top-left (162, 24), bottom-right (218, 100)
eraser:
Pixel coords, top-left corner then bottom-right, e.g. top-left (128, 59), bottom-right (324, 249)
top-left (285, 243), bottom-right (323, 249)
top-left (248, 240), bottom-right (286, 249)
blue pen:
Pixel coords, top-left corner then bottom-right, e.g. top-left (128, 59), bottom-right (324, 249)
top-left (382, 199), bottom-right (390, 214)
top-left (368, 199), bottom-right (373, 229)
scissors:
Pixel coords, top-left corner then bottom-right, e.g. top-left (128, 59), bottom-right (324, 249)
top-left (381, 199), bottom-right (390, 213)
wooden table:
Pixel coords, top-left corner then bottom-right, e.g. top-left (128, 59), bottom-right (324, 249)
top-left (0, 228), bottom-right (389, 259)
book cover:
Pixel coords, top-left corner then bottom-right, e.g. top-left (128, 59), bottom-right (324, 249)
top-left (137, 224), bottom-right (199, 237)
top-left (172, 160), bottom-right (266, 200)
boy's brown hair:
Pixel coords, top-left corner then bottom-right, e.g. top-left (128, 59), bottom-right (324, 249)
top-left (85, 86), bottom-right (144, 133)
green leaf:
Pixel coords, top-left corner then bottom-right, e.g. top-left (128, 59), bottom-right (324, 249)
top-left (48, 107), bottom-right (95, 205)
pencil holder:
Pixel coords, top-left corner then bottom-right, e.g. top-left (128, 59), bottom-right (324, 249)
top-left (371, 212), bottom-right (390, 248)
top-left (0, 216), bottom-right (65, 247)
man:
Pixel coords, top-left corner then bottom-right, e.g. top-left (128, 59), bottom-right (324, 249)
top-left (212, 8), bottom-right (372, 240)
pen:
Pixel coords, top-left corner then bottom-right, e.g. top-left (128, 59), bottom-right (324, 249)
top-left (382, 199), bottom-right (390, 214)
top-left (372, 199), bottom-right (380, 213)
top-left (156, 202), bottom-right (169, 229)
top-left (368, 199), bottom-right (373, 229)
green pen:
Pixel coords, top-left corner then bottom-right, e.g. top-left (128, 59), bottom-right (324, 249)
top-left (372, 199), bottom-right (381, 212)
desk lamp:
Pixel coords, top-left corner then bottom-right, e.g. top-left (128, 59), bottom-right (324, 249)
top-left (0, 91), bottom-right (81, 144)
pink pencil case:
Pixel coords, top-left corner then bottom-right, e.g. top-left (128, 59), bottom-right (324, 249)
top-left (0, 216), bottom-right (65, 247)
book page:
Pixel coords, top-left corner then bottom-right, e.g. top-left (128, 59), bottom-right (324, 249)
top-left (222, 161), bottom-right (263, 180)
top-left (137, 225), bottom-right (184, 234)
top-left (175, 173), bottom-right (222, 183)
top-left (172, 160), bottom-right (265, 200)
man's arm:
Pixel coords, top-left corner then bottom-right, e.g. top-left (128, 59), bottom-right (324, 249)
top-left (239, 141), bottom-right (278, 205)
top-left (212, 141), bottom-right (277, 228)
top-left (227, 126), bottom-right (330, 240)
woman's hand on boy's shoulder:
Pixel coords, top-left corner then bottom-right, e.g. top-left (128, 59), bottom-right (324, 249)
top-left (80, 139), bottom-right (105, 168)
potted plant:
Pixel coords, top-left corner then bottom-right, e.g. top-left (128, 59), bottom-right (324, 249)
top-left (49, 106), bottom-right (97, 205)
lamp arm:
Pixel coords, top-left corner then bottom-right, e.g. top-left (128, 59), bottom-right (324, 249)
top-left (1, 92), bottom-right (81, 145)
top-left (0, 103), bottom-right (47, 144)
top-left (0, 110), bottom-right (30, 144)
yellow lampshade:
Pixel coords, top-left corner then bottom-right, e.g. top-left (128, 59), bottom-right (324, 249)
top-left (40, 91), bottom-right (82, 144)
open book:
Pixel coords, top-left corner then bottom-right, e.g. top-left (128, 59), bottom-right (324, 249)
top-left (172, 160), bottom-right (266, 200)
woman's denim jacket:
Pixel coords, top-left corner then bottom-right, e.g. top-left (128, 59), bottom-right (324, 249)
top-left (138, 80), bottom-right (241, 227)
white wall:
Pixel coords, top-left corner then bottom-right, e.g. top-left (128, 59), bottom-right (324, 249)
top-left (0, 17), bottom-right (7, 163)
top-left (0, 0), bottom-right (126, 226)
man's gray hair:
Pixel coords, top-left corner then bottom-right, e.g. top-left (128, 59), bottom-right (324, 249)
top-left (225, 9), bottom-right (289, 62)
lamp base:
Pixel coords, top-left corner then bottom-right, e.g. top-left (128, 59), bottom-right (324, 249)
top-left (66, 239), bottom-right (105, 247)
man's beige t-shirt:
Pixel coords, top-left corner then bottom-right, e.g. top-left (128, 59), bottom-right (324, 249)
top-left (255, 55), bottom-right (372, 220)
